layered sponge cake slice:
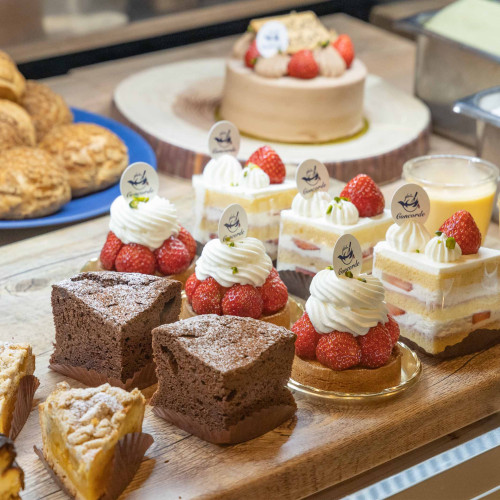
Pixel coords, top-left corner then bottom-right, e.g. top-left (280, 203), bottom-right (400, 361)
top-left (373, 210), bottom-right (500, 357)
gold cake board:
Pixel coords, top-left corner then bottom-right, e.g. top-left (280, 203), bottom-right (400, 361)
top-left (112, 58), bottom-right (430, 183)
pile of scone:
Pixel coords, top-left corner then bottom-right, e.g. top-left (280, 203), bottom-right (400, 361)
top-left (0, 50), bottom-right (129, 220)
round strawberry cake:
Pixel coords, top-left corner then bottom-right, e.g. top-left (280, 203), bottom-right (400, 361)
top-left (291, 267), bottom-right (402, 393)
top-left (183, 235), bottom-right (290, 327)
top-left (220, 12), bottom-right (366, 143)
top-left (99, 194), bottom-right (196, 283)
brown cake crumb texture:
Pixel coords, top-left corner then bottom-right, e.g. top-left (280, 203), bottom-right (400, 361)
top-left (51, 272), bottom-right (181, 383)
top-left (151, 315), bottom-right (297, 442)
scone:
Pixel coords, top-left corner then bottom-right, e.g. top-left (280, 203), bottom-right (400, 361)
top-left (0, 99), bottom-right (36, 147)
top-left (0, 147), bottom-right (71, 219)
top-left (20, 80), bottom-right (73, 141)
top-left (0, 343), bottom-right (35, 436)
top-left (39, 382), bottom-right (146, 500)
top-left (0, 434), bottom-right (24, 499)
top-left (0, 51), bottom-right (26, 102)
top-left (40, 123), bottom-right (129, 197)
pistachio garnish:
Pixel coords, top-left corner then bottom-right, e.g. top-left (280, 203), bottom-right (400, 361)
top-left (445, 236), bottom-right (456, 250)
top-left (345, 270), bottom-right (354, 278)
top-left (129, 196), bottom-right (149, 209)
top-left (435, 231), bottom-right (443, 237)
top-left (326, 205), bottom-right (333, 215)
top-left (231, 266), bottom-right (238, 274)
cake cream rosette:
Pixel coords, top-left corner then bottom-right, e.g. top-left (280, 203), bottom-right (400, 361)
top-left (99, 163), bottom-right (196, 279)
top-left (185, 204), bottom-right (290, 326)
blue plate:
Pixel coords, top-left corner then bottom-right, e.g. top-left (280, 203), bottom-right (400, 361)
top-left (0, 108), bottom-right (156, 229)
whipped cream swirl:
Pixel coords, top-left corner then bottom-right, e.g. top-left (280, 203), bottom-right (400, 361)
top-left (254, 54), bottom-right (290, 78)
top-left (314, 45), bottom-right (346, 77)
top-left (324, 198), bottom-right (359, 225)
top-left (239, 164), bottom-right (270, 189)
top-left (305, 269), bottom-right (388, 336)
top-left (386, 220), bottom-right (431, 253)
top-left (109, 196), bottom-right (180, 250)
top-left (195, 237), bottom-right (272, 287)
top-left (292, 191), bottom-right (331, 218)
top-left (425, 232), bottom-right (462, 263)
top-left (203, 154), bottom-right (242, 186)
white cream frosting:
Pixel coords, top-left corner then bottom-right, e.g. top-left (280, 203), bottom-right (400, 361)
top-left (239, 164), bottom-right (270, 189)
top-left (254, 53), bottom-right (290, 78)
top-left (386, 220), bottom-right (431, 253)
top-left (305, 269), bottom-right (388, 336)
top-left (324, 198), bottom-right (359, 225)
top-left (202, 154), bottom-right (242, 186)
top-left (291, 191), bottom-right (331, 218)
top-left (109, 196), bottom-right (180, 251)
top-left (195, 237), bottom-right (272, 287)
top-left (425, 233), bottom-right (462, 263)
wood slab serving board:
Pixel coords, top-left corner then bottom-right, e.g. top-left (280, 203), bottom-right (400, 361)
top-left (1, 208), bottom-right (499, 499)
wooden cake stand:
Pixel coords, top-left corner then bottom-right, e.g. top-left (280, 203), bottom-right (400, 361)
top-left (113, 58), bottom-right (430, 183)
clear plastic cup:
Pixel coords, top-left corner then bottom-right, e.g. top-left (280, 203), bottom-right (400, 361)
top-left (403, 155), bottom-right (499, 240)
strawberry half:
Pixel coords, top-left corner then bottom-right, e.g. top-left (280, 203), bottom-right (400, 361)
top-left (357, 323), bottom-right (392, 368)
top-left (244, 40), bottom-right (260, 68)
top-left (155, 237), bottom-right (191, 275)
top-left (292, 312), bottom-right (320, 360)
top-left (332, 34), bottom-right (355, 68)
top-left (115, 243), bottom-right (156, 275)
top-left (245, 145), bottom-right (285, 184)
top-left (439, 210), bottom-right (481, 255)
top-left (340, 174), bottom-right (385, 217)
top-left (316, 331), bottom-right (361, 371)
top-left (259, 269), bottom-right (288, 314)
top-left (222, 284), bottom-right (263, 319)
top-left (288, 49), bottom-right (319, 79)
top-left (100, 231), bottom-right (123, 270)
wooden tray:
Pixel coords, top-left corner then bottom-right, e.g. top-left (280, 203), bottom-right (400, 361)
top-left (2, 218), bottom-right (499, 500)
top-left (112, 58), bottom-right (430, 184)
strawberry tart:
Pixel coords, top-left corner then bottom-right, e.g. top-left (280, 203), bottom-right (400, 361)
top-left (373, 210), bottom-right (500, 357)
top-left (277, 174), bottom-right (392, 282)
top-left (182, 234), bottom-right (290, 328)
top-left (193, 145), bottom-right (296, 259)
top-left (291, 267), bottom-right (401, 393)
top-left (220, 11), bottom-right (366, 143)
top-left (99, 194), bottom-right (196, 284)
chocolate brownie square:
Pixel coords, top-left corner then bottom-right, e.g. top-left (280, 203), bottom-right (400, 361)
top-left (151, 314), bottom-right (297, 444)
top-left (51, 272), bottom-right (181, 383)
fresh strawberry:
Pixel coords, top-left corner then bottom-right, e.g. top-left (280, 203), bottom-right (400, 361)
top-left (472, 311), bottom-right (491, 324)
top-left (340, 174), bottom-right (385, 217)
top-left (115, 243), bottom-right (156, 275)
top-left (222, 284), bottom-right (263, 319)
top-left (384, 315), bottom-right (400, 346)
top-left (439, 210), bottom-right (481, 255)
top-left (177, 227), bottom-right (197, 261)
top-left (382, 272), bottom-right (413, 292)
top-left (185, 273), bottom-right (202, 303)
top-left (245, 145), bottom-right (286, 184)
top-left (267, 267), bottom-right (279, 281)
top-left (357, 323), bottom-right (392, 368)
top-left (316, 331), bottom-right (361, 371)
top-left (332, 34), bottom-right (355, 68)
top-left (244, 40), bottom-right (260, 68)
top-left (259, 272), bottom-right (288, 314)
top-left (292, 237), bottom-right (320, 251)
top-left (155, 237), bottom-right (191, 275)
top-left (191, 277), bottom-right (223, 315)
top-left (292, 312), bottom-right (320, 360)
top-left (100, 231), bottom-right (123, 270)
top-left (288, 49), bottom-right (319, 79)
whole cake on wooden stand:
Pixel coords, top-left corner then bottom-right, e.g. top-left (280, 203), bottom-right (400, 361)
top-left (220, 11), bottom-right (366, 143)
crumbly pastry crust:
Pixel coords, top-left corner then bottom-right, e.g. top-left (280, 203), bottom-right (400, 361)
top-left (20, 80), bottom-right (73, 141)
top-left (0, 343), bottom-right (35, 436)
top-left (181, 298), bottom-right (291, 328)
top-left (39, 382), bottom-right (145, 500)
top-left (0, 147), bottom-right (71, 219)
top-left (291, 346), bottom-right (402, 393)
top-left (0, 99), bottom-right (36, 147)
top-left (0, 51), bottom-right (26, 102)
top-left (0, 434), bottom-right (24, 499)
top-left (40, 123), bottom-right (128, 197)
